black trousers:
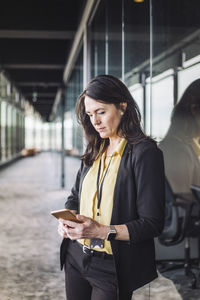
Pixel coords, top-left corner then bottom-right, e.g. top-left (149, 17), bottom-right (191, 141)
top-left (64, 240), bottom-right (133, 300)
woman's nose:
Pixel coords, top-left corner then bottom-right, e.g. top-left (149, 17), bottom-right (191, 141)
top-left (93, 115), bottom-right (101, 125)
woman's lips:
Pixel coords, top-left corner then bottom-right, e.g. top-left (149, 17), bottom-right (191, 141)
top-left (97, 127), bottom-right (105, 132)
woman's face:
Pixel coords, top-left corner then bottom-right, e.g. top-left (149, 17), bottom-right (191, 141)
top-left (84, 96), bottom-right (125, 139)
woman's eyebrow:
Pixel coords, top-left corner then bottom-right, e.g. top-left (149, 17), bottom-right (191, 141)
top-left (86, 108), bottom-right (105, 114)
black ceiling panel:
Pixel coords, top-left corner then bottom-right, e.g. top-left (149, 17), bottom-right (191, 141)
top-left (0, 39), bottom-right (70, 64)
top-left (0, 0), bottom-right (87, 121)
top-left (0, 0), bottom-right (85, 30)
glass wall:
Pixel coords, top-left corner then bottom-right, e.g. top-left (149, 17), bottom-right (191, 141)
top-left (124, 0), bottom-right (150, 79)
top-left (49, 0), bottom-right (200, 198)
top-left (90, 1), bottom-right (106, 77)
top-left (0, 71), bottom-right (53, 164)
top-left (64, 47), bottom-right (83, 155)
top-left (90, 0), bottom-right (122, 78)
top-left (152, 0), bottom-right (200, 196)
top-left (89, 0), bottom-right (150, 127)
top-left (88, 0), bottom-right (200, 196)
top-left (0, 101), bottom-right (7, 162)
top-left (145, 70), bottom-right (174, 140)
top-left (129, 84), bottom-right (144, 121)
top-left (0, 72), bottom-right (26, 164)
top-left (107, 0), bottom-right (122, 78)
top-left (7, 104), bottom-right (12, 159)
top-left (0, 70), bottom-right (55, 165)
top-left (25, 103), bottom-right (48, 151)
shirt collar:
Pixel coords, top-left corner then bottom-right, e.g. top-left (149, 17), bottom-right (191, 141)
top-left (105, 138), bottom-right (127, 157)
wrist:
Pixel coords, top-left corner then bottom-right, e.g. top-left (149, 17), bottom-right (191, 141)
top-left (99, 225), bottom-right (110, 239)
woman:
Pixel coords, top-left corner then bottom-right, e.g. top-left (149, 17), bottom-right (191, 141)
top-left (58, 75), bottom-right (165, 300)
top-left (159, 79), bottom-right (200, 195)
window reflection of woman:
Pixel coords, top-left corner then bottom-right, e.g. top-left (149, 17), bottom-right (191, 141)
top-left (159, 79), bottom-right (200, 195)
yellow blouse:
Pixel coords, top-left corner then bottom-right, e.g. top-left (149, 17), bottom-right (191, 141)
top-left (78, 138), bottom-right (127, 254)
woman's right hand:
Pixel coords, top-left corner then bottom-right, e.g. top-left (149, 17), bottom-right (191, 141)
top-left (57, 209), bottom-right (77, 239)
top-left (58, 220), bottom-right (68, 239)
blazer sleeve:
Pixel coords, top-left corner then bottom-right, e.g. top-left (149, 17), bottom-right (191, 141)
top-left (64, 161), bottom-right (83, 211)
top-left (125, 143), bottom-right (165, 243)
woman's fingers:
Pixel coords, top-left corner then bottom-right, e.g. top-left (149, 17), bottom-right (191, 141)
top-left (66, 217), bottom-right (101, 240)
top-left (58, 215), bottom-right (103, 240)
top-left (58, 221), bottom-right (68, 238)
top-left (76, 214), bottom-right (90, 222)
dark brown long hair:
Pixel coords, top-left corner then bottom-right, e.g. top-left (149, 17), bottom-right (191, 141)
top-left (168, 79), bottom-right (200, 140)
top-left (76, 74), bottom-right (152, 166)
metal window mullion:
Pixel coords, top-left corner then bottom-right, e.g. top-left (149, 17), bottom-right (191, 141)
top-left (122, 0), bottom-right (125, 82)
top-left (105, 0), bottom-right (109, 74)
top-left (149, 0), bottom-right (153, 136)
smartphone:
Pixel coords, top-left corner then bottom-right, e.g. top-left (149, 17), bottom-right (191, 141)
top-left (50, 209), bottom-right (82, 223)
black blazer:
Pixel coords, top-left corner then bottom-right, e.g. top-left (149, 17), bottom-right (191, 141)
top-left (60, 140), bottom-right (165, 292)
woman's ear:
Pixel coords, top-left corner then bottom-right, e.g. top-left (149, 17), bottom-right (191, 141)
top-left (120, 102), bottom-right (127, 113)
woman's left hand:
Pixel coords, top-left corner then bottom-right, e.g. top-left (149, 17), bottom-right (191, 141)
top-left (60, 215), bottom-right (108, 240)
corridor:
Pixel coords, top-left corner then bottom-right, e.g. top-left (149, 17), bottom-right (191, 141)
top-left (0, 153), bottom-right (79, 299)
top-left (0, 153), bottom-right (199, 300)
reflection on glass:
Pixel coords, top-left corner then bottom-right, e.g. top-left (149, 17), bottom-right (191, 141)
top-left (159, 80), bottom-right (200, 195)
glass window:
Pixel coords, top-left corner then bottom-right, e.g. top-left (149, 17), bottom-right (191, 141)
top-left (145, 71), bottom-right (174, 139)
top-left (124, 0), bottom-right (150, 82)
top-left (11, 107), bottom-right (17, 155)
top-left (65, 48), bottom-right (83, 155)
top-left (35, 118), bottom-right (43, 150)
top-left (107, 0), bottom-right (122, 78)
top-left (90, 1), bottom-right (106, 77)
top-left (152, 0), bottom-right (200, 75)
top-left (25, 115), bottom-right (35, 149)
top-left (148, 71), bottom-right (174, 141)
top-left (0, 71), bottom-right (26, 161)
top-left (1, 101), bottom-right (7, 161)
top-left (55, 121), bottom-right (61, 151)
top-left (7, 104), bottom-right (12, 158)
top-left (0, 101), bottom-right (1, 161)
top-left (64, 111), bottom-right (73, 152)
top-left (129, 83), bottom-right (144, 126)
top-left (0, 75), bottom-right (7, 99)
top-left (152, 0), bottom-right (200, 195)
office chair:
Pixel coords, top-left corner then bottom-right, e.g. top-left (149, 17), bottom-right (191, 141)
top-left (158, 179), bottom-right (200, 288)
top-left (191, 184), bottom-right (200, 266)
top-left (191, 184), bottom-right (200, 205)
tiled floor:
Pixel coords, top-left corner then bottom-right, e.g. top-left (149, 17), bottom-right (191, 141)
top-left (0, 152), bottom-right (199, 300)
top-left (160, 268), bottom-right (200, 300)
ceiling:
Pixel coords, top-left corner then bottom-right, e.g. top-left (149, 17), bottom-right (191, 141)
top-left (0, 0), bottom-right (87, 121)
